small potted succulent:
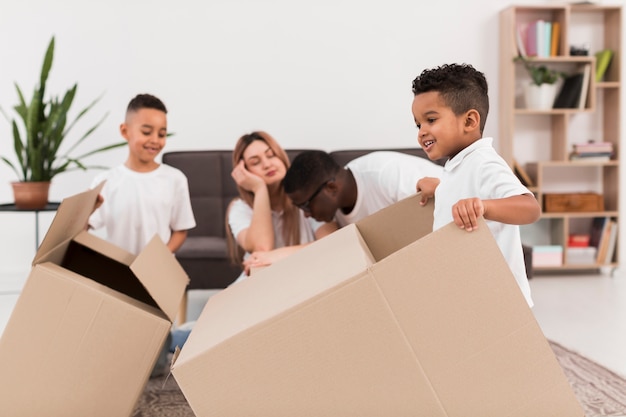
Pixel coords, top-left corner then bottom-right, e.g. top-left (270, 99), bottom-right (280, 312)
top-left (0, 36), bottom-right (125, 209)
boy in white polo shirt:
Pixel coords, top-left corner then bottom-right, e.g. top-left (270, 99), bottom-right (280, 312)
top-left (412, 63), bottom-right (541, 308)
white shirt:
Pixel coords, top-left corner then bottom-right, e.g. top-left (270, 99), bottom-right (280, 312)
top-left (228, 198), bottom-right (324, 281)
top-left (89, 164), bottom-right (196, 255)
top-left (434, 137), bottom-right (533, 307)
top-left (336, 151), bottom-right (443, 227)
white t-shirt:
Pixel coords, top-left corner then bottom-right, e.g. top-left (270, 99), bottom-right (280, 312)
top-left (89, 164), bottom-right (196, 255)
top-left (228, 198), bottom-right (324, 281)
top-left (433, 137), bottom-right (533, 307)
top-left (336, 151), bottom-right (444, 227)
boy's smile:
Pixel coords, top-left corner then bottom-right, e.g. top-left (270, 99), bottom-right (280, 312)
top-left (121, 108), bottom-right (167, 171)
top-left (412, 91), bottom-right (476, 161)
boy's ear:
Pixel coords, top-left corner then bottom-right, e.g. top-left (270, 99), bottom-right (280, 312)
top-left (119, 123), bottom-right (130, 141)
top-left (464, 109), bottom-right (480, 131)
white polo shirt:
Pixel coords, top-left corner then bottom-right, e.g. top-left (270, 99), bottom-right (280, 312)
top-left (434, 137), bottom-right (534, 307)
top-left (336, 151), bottom-right (444, 227)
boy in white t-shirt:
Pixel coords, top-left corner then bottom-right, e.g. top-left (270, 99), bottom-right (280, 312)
top-left (283, 150), bottom-right (443, 227)
top-left (412, 63), bottom-right (541, 307)
top-left (88, 94), bottom-right (196, 376)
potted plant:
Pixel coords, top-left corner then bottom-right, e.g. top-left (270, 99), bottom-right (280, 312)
top-left (515, 56), bottom-right (565, 110)
top-left (0, 36), bottom-right (125, 209)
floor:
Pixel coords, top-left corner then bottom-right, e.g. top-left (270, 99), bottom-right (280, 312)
top-left (1, 270), bottom-right (625, 378)
top-left (529, 270), bottom-right (626, 378)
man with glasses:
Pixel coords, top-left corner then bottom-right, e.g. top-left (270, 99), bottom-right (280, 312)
top-left (283, 150), bottom-right (443, 227)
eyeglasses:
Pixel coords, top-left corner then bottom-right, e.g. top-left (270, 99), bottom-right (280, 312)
top-left (295, 178), bottom-right (333, 212)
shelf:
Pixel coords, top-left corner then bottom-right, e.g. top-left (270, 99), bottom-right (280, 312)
top-left (500, 4), bottom-right (621, 275)
top-left (598, 81), bottom-right (620, 89)
top-left (541, 211), bottom-right (618, 219)
top-left (530, 160), bottom-right (619, 167)
top-left (514, 108), bottom-right (595, 115)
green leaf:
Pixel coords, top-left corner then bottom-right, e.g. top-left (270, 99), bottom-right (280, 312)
top-left (1, 36), bottom-right (120, 182)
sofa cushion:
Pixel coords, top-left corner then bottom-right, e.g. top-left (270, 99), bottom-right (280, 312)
top-left (177, 236), bottom-right (228, 259)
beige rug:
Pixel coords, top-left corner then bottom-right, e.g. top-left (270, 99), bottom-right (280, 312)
top-left (132, 341), bottom-right (626, 417)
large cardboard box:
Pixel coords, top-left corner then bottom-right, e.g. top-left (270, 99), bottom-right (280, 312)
top-left (172, 195), bottom-right (583, 416)
top-left (0, 184), bottom-right (188, 417)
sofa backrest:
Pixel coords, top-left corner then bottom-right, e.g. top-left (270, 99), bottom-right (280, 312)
top-left (163, 147), bottom-right (443, 240)
top-left (162, 149), bottom-right (317, 239)
top-left (329, 148), bottom-right (446, 168)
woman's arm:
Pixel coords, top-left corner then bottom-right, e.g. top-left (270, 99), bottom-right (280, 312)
top-left (231, 160), bottom-right (275, 252)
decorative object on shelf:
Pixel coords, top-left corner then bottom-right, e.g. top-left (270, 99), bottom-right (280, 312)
top-left (595, 49), bottom-right (614, 82)
top-left (524, 83), bottom-right (559, 110)
top-left (570, 44), bottom-right (590, 56)
top-left (515, 56), bottom-right (564, 109)
top-left (543, 192), bottom-right (604, 213)
top-left (0, 36), bottom-right (125, 210)
top-left (532, 245), bottom-right (563, 267)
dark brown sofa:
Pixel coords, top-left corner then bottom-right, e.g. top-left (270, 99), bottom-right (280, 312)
top-left (163, 148), bottom-right (531, 321)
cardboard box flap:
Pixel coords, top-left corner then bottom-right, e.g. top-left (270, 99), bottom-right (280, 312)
top-left (175, 224), bottom-right (375, 362)
top-left (370, 219), bottom-right (583, 416)
top-left (356, 194), bottom-right (433, 261)
top-left (34, 182), bottom-right (104, 266)
top-left (130, 235), bottom-right (189, 321)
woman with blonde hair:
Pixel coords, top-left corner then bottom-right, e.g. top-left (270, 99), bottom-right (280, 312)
top-left (227, 131), bottom-right (337, 280)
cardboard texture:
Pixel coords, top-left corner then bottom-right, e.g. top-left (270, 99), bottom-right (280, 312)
top-left (172, 195), bottom-right (583, 417)
top-left (0, 184), bottom-right (189, 417)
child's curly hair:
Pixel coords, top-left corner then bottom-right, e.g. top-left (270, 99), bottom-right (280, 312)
top-left (412, 63), bottom-right (489, 134)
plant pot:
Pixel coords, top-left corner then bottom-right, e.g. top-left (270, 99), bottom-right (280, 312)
top-left (11, 181), bottom-right (51, 210)
top-left (524, 83), bottom-right (558, 110)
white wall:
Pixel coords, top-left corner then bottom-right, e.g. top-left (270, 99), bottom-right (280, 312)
top-left (0, 0), bottom-right (624, 280)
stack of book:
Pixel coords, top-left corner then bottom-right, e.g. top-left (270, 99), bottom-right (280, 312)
top-left (570, 141), bottom-right (614, 161)
top-left (516, 20), bottom-right (560, 58)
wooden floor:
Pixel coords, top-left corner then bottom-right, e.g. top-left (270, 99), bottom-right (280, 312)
top-left (2, 270), bottom-right (626, 378)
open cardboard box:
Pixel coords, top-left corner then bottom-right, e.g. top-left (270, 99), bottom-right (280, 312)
top-left (0, 184), bottom-right (188, 417)
top-left (173, 194), bottom-right (583, 416)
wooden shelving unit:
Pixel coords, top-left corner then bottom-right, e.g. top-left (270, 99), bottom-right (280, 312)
top-left (499, 4), bottom-right (622, 272)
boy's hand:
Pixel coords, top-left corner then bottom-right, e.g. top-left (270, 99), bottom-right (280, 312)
top-left (452, 198), bottom-right (485, 232)
top-left (94, 194), bottom-right (104, 212)
top-left (85, 194), bottom-right (104, 230)
top-left (231, 160), bottom-right (265, 194)
top-left (416, 177), bottom-right (440, 205)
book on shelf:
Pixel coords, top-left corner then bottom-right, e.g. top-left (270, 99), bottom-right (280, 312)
top-left (553, 72), bottom-right (584, 109)
top-left (578, 63), bottom-right (591, 109)
top-left (603, 220), bottom-right (618, 264)
top-left (526, 21), bottom-right (538, 57)
top-left (595, 49), bottom-right (614, 82)
top-left (570, 153), bottom-right (612, 162)
top-left (550, 22), bottom-right (560, 56)
top-left (512, 159), bottom-right (534, 187)
top-left (516, 22), bottom-right (528, 57)
top-left (573, 141), bottom-right (614, 154)
top-left (570, 141), bottom-right (614, 161)
top-left (589, 217), bottom-right (610, 249)
top-left (596, 219), bottom-right (616, 264)
top-left (522, 19), bottom-right (560, 58)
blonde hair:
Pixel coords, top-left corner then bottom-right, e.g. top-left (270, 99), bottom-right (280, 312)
top-left (226, 131), bottom-right (301, 265)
